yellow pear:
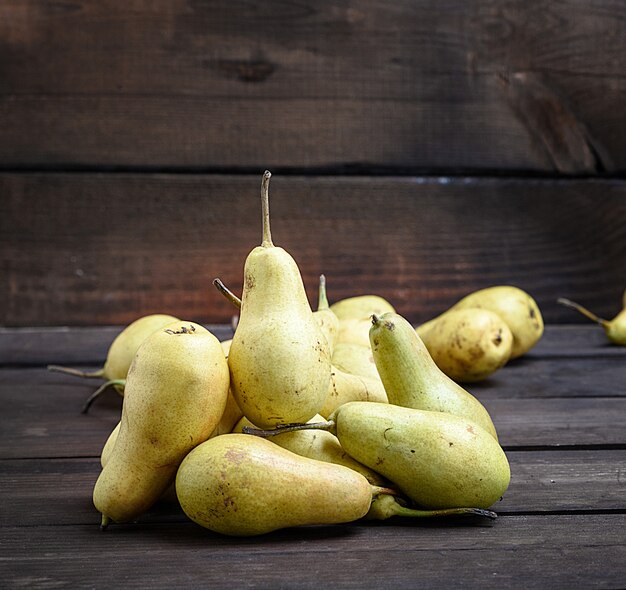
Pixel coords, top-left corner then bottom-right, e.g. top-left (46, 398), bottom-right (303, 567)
top-left (48, 313), bottom-right (179, 412)
top-left (330, 295), bottom-right (395, 321)
top-left (313, 274), bottom-right (339, 355)
top-left (336, 317), bottom-right (375, 348)
top-left (370, 313), bottom-right (498, 439)
top-left (227, 172), bottom-right (331, 428)
top-left (558, 297), bottom-right (626, 345)
top-left (175, 434), bottom-right (373, 536)
top-left (331, 342), bottom-right (380, 381)
top-left (420, 286), bottom-right (542, 359)
top-left (93, 321), bottom-right (229, 527)
top-left (321, 367), bottom-right (387, 417)
top-left (416, 308), bottom-right (514, 382)
top-left (328, 402), bottom-right (510, 510)
top-left (233, 415), bottom-right (388, 486)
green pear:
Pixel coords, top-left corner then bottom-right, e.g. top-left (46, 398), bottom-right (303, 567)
top-left (48, 313), bottom-right (179, 412)
top-left (370, 313), bottom-right (498, 439)
top-left (419, 286), bottom-right (542, 359)
top-left (328, 402), bottom-right (510, 510)
top-left (313, 274), bottom-right (340, 355)
top-left (233, 415), bottom-right (388, 486)
top-left (175, 433), bottom-right (373, 536)
top-left (330, 294), bottom-right (395, 321)
top-left (93, 321), bottom-right (230, 527)
top-left (321, 367), bottom-right (387, 417)
top-left (228, 172), bottom-right (331, 428)
top-left (558, 297), bottom-right (626, 346)
top-left (416, 308), bottom-right (514, 382)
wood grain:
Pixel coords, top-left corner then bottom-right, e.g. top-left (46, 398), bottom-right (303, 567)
top-left (0, 1), bottom-right (624, 172)
top-left (1, 173), bottom-right (624, 326)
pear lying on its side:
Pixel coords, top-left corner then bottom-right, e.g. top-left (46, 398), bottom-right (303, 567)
top-left (330, 294), bottom-right (395, 321)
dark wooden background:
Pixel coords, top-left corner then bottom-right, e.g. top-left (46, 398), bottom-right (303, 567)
top-left (1, 0), bottom-right (624, 326)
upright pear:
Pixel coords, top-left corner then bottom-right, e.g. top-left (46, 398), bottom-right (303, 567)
top-left (175, 434), bottom-right (373, 536)
top-left (558, 297), bottom-right (626, 346)
top-left (370, 313), bottom-right (498, 439)
top-left (328, 402), bottom-right (510, 510)
top-left (48, 313), bottom-right (179, 412)
top-left (93, 321), bottom-right (230, 526)
top-left (227, 172), bottom-right (331, 428)
top-left (313, 274), bottom-right (340, 355)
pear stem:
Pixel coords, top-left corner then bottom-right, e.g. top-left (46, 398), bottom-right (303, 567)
top-left (317, 274), bottom-right (330, 311)
top-left (371, 486), bottom-right (400, 497)
top-left (393, 504), bottom-right (497, 520)
top-left (81, 379), bottom-right (126, 414)
top-left (47, 365), bottom-right (105, 379)
top-left (242, 420), bottom-right (335, 438)
top-left (213, 278), bottom-right (242, 309)
top-left (261, 170), bottom-right (273, 248)
top-left (557, 298), bottom-right (608, 327)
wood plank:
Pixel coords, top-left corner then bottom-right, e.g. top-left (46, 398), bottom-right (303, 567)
top-left (1, 173), bottom-right (625, 326)
top-left (0, 1), bottom-right (624, 172)
top-left (2, 450), bottom-right (624, 527)
top-left (0, 516), bottom-right (624, 589)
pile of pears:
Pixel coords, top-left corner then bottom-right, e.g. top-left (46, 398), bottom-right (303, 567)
top-left (53, 171), bottom-right (555, 537)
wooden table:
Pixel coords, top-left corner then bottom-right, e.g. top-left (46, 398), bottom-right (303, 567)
top-left (1, 324), bottom-right (625, 589)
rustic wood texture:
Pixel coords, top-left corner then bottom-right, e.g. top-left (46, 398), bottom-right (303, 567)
top-left (0, 1), bottom-right (624, 173)
top-left (1, 325), bottom-right (625, 588)
top-left (1, 173), bottom-right (624, 326)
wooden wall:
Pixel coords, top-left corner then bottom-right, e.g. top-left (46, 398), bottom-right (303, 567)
top-left (1, 1), bottom-right (624, 326)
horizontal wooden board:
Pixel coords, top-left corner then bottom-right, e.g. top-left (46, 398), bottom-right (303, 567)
top-left (0, 1), bottom-right (624, 172)
top-left (1, 516), bottom-right (625, 589)
top-left (2, 450), bottom-right (624, 527)
top-left (1, 173), bottom-right (625, 326)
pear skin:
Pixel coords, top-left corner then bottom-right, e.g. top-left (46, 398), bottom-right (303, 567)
top-left (416, 308), bottom-right (514, 382)
top-left (429, 286), bottom-right (543, 359)
top-left (313, 274), bottom-right (340, 355)
top-left (331, 342), bottom-right (380, 381)
top-left (233, 415), bottom-right (388, 486)
top-left (228, 172), bottom-right (331, 428)
top-left (336, 317), bottom-right (375, 348)
top-left (321, 367), bottom-right (387, 417)
top-left (370, 313), bottom-right (498, 439)
top-left (175, 433), bottom-right (373, 536)
top-left (558, 297), bottom-right (626, 346)
top-left (329, 402), bottom-right (510, 510)
top-left (93, 321), bottom-right (230, 525)
top-left (330, 295), bottom-right (395, 321)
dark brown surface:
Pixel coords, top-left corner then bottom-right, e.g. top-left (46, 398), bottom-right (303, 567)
top-left (1, 1), bottom-right (624, 173)
top-left (1, 324), bottom-right (625, 588)
top-left (1, 173), bottom-right (624, 326)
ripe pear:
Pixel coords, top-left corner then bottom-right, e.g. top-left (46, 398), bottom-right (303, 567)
top-left (420, 286), bottom-right (542, 359)
top-left (331, 342), bottom-right (380, 381)
top-left (321, 367), bottom-right (387, 417)
top-left (313, 274), bottom-right (339, 355)
top-left (328, 402), bottom-right (510, 510)
top-left (175, 433), bottom-right (373, 536)
top-left (336, 316), bottom-right (375, 348)
top-left (233, 415), bottom-right (388, 486)
top-left (558, 297), bottom-right (626, 346)
top-left (93, 321), bottom-right (230, 526)
top-left (416, 308), bottom-right (514, 382)
top-left (48, 313), bottom-right (179, 412)
top-left (330, 294), bottom-right (395, 321)
top-left (370, 313), bottom-right (498, 439)
top-left (227, 172), bottom-right (331, 428)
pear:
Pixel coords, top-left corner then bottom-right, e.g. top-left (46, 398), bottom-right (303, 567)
top-left (227, 171), bottom-right (331, 428)
top-left (558, 297), bottom-right (626, 345)
top-left (331, 342), bottom-right (380, 381)
top-left (370, 313), bottom-right (498, 439)
top-left (321, 367), bottom-right (387, 417)
top-left (328, 402), bottom-right (510, 510)
top-left (336, 316), bottom-right (375, 348)
top-left (420, 286), bottom-right (542, 359)
top-left (233, 415), bottom-right (388, 486)
top-left (330, 294), bottom-right (395, 321)
top-left (93, 321), bottom-right (230, 527)
top-left (313, 274), bottom-right (340, 355)
top-left (48, 313), bottom-right (179, 412)
top-left (175, 433), bottom-right (374, 536)
top-left (416, 308), bottom-right (514, 382)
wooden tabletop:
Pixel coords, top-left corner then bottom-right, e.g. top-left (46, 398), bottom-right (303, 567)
top-left (1, 324), bottom-right (625, 589)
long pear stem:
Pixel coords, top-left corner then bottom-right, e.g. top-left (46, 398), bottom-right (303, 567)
top-left (242, 420), bottom-right (335, 438)
top-left (393, 504), bottom-right (497, 520)
top-left (261, 170), bottom-right (273, 247)
top-left (317, 274), bottom-right (329, 311)
top-left (213, 278), bottom-right (242, 309)
top-left (81, 379), bottom-right (126, 414)
top-left (47, 365), bottom-right (105, 379)
top-left (557, 298), bottom-right (608, 327)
